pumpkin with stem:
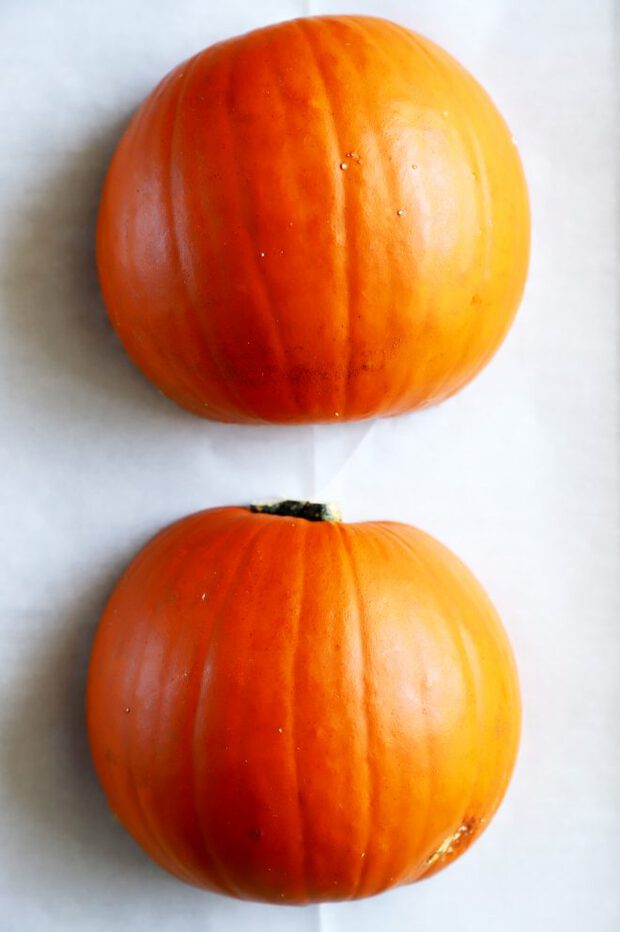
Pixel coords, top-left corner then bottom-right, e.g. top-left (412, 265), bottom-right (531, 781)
top-left (87, 501), bottom-right (520, 904)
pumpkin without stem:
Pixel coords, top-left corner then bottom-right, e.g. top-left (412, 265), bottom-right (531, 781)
top-left (87, 502), bottom-right (520, 904)
top-left (97, 15), bottom-right (530, 424)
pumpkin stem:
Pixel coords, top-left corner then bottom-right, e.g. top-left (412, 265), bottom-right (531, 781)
top-left (249, 500), bottom-right (341, 522)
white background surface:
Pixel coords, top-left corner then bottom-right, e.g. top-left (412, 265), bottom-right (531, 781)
top-left (1, 0), bottom-right (618, 929)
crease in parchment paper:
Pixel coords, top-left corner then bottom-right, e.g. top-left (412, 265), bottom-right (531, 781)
top-left (309, 420), bottom-right (376, 500)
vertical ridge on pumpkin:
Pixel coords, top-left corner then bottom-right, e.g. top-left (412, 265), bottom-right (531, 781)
top-left (178, 48), bottom-right (275, 423)
top-left (305, 17), bottom-right (362, 421)
top-left (412, 35), bottom-right (505, 402)
top-left (121, 516), bottom-right (213, 885)
top-left (289, 520), bottom-right (311, 901)
top-left (370, 523), bottom-right (438, 882)
top-left (175, 513), bottom-right (252, 892)
top-left (189, 518), bottom-right (269, 895)
top-left (336, 525), bottom-right (374, 898)
top-left (295, 20), bottom-right (351, 419)
top-left (167, 55), bottom-right (224, 414)
top-left (168, 52), bottom-right (242, 421)
top-left (335, 19), bottom-right (407, 417)
top-left (406, 529), bottom-right (486, 866)
top-left (224, 42), bottom-right (298, 420)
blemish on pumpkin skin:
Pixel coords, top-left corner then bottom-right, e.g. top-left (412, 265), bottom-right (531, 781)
top-left (424, 818), bottom-right (477, 868)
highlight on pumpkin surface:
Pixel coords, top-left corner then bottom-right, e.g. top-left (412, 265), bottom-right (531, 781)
top-left (96, 14), bottom-right (530, 425)
top-left (86, 501), bottom-right (521, 904)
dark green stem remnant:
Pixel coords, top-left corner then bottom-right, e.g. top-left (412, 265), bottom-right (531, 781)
top-left (249, 500), bottom-right (341, 522)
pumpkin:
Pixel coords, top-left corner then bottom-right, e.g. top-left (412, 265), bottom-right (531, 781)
top-left (87, 501), bottom-right (520, 903)
top-left (96, 15), bottom-right (529, 424)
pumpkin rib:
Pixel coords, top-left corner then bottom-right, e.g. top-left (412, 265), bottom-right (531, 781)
top-left (163, 54), bottom-right (251, 423)
top-left (133, 60), bottom-right (221, 419)
top-left (342, 18), bottom-right (431, 415)
top-left (336, 19), bottom-right (400, 413)
top-left (382, 22), bottom-right (524, 413)
top-left (356, 524), bottom-right (429, 893)
top-left (116, 519), bottom-right (189, 881)
top-left (390, 26), bottom-right (480, 410)
top-left (111, 603), bottom-right (165, 873)
top-left (289, 520), bottom-right (311, 901)
top-left (224, 45), bottom-right (299, 421)
top-left (410, 33), bottom-right (500, 403)
top-left (312, 17), bottom-right (361, 421)
top-left (167, 53), bottom-right (234, 421)
top-left (189, 51), bottom-right (276, 425)
top-left (323, 16), bottom-right (406, 419)
top-left (178, 53), bottom-right (267, 422)
top-left (123, 527), bottom-right (205, 886)
top-left (165, 53), bottom-right (242, 422)
top-left (393, 525), bottom-right (519, 879)
top-left (98, 69), bottom-right (209, 418)
top-left (403, 529), bottom-right (485, 871)
top-left (406, 30), bottom-right (489, 404)
top-left (371, 523), bottom-right (440, 878)
top-left (164, 56), bottom-right (225, 416)
top-left (295, 19), bottom-right (352, 419)
top-left (142, 531), bottom-right (216, 886)
top-left (337, 525), bottom-right (374, 898)
top-left (370, 22), bottom-right (442, 413)
top-left (257, 40), bottom-right (304, 416)
top-left (189, 517), bottom-right (268, 895)
top-left (125, 512), bottom-right (239, 886)
top-left (176, 510), bottom-right (257, 891)
top-left (323, 18), bottom-right (380, 418)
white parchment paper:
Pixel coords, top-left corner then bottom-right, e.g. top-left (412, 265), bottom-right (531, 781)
top-left (1, 1), bottom-right (618, 930)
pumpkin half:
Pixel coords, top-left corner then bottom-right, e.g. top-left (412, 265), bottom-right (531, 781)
top-left (96, 15), bottom-right (530, 424)
top-left (86, 501), bottom-right (520, 904)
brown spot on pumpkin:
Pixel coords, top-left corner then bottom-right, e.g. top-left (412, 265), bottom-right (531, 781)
top-left (424, 818), bottom-right (477, 868)
top-left (470, 293), bottom-right (482, 306)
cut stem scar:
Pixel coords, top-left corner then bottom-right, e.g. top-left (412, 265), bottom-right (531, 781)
top-left (249, 500), bottom-right (341, 522)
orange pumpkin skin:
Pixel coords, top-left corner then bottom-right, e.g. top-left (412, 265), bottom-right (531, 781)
top-left (86, 504), bottom-right (520, 904)
top-left (96, 15), bottom-right (530, 424)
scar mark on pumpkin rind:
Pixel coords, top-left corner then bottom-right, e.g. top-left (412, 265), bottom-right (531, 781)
top-left (424, 818), bottom-right (477, 867)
